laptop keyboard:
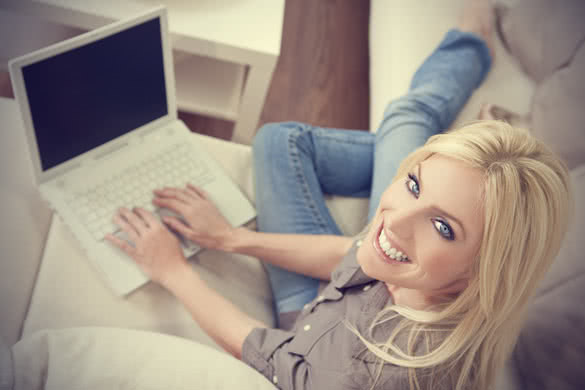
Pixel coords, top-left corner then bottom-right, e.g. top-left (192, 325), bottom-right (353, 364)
top-left (69, 143), bottom-right (216, 241)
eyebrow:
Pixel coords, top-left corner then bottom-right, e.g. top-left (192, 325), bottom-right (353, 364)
top-left (417, 163), bottom-right (467, 240)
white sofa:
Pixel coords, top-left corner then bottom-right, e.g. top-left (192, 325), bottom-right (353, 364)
top-left (2, 1), bottom-right (584, 389)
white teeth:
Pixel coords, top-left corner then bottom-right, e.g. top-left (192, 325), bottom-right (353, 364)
top-left (379, 231), bottom-right (388, 243)
top-left (378, 230), bottom-right (409, 262)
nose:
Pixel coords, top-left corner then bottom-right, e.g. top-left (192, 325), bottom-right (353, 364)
top-left (386, 205), bottom-right (420, 240)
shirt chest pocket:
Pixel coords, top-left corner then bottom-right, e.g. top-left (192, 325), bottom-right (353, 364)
top-left (287, 318), bottom-right (342, 357)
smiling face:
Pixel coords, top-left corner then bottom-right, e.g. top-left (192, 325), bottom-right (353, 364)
top-left (357, 155), bottom-right (485, 306)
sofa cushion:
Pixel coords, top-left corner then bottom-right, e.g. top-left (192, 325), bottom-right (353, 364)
top-left (21, 134), bottom-right (275, 348)
top-left (498, 0), bottom-right (585, 169)
top-left (0, 337), bottom-right (12, 390)
top-left (20, 128), bottom-right (372, 347)
top-left (513, 164), bottom-right (585, 389)
top-left (498, 0), bottom-right (585, 83)
top-left (12, 327), bottom-right (277, 390)
top-left (0, 98), bottom-right (52, 346)
top-left (530, 43), bottom-right (585, 169)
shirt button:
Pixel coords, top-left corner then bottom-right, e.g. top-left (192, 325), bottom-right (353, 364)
top-left (356, 239), bottom-right (363, 247)
top-left (303, 324), bottom-right (312, 331)
top-left (273, 375), bottom-right (278, 384)
top-left (363, 284), bottom-right (371, 292)
top-left (303, 303), bottom-right (310, 310)
top-left (316, 295), bottom-right (325, 303)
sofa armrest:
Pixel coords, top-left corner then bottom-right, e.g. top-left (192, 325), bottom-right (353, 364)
top-left (12, 327), bottom-right (277, 390)
top-left (0, 97), bottom-right (52, 346)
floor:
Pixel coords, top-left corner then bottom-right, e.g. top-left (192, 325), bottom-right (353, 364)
top-left (0, 0), bottom-right (371, 141)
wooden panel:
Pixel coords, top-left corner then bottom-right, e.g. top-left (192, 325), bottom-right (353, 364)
top-left (259, 0), bottom-right (370, 131)
top-left (0, 71), bottom-right (14, 98)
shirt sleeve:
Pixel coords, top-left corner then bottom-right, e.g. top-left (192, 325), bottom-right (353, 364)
top-left (242, 327), bottom-right (294, 388)
top-left (242, 327), bottom-right (358, 390)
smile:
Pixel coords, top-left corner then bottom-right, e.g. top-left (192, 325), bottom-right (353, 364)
top-left (373, 223), bottom-right (411, 264)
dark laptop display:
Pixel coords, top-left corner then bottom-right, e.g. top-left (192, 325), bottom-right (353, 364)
top-left (22, 18), bottom-right (168, 171)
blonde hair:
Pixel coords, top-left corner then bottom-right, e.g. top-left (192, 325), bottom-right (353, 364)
top-left (351, 120), bottom-right (573, 390)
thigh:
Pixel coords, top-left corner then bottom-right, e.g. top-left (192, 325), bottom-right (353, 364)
top-left (253, 121), bottom-right (374, 236)
top-left (252, 122), bottom-right (374, 318)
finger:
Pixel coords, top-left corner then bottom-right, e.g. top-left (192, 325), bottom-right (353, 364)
top-left (105, 233), bottom-right (136, 256)
top-left (113, 211), bottom-right (140, 240)
top-left (184, 185), bottom-right (201, 200)
top-left (133, 207), bottom-right (159, 228)
top-left (163, 216), bottom-right (194, 237)
top-left (133, 207), bottom-right (153, 228)
top-left (187, 183), bottom-right (209, 200)
top-left (154, 187), bottom-right (192, 204)
top-left (120, 208), bottom-right (149, 233)
top-left (152, 197), bottom-right (189, 215)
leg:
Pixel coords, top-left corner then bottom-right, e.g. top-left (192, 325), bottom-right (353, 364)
top-left (253, 122), bottom-right (374, 319)
top-left (368, 29), bottom-right (492, 218)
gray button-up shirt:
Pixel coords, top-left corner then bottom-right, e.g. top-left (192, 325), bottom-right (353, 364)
top-left (242, 242), bottom-right (452, 390)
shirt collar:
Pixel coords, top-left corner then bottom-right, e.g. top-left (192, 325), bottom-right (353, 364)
top-left (332, 240), bottom-right (375, 289)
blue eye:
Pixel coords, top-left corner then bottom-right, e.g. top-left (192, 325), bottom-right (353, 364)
top-left (406, 173), bottom-right (420, 198)
top-left (433, 219), bottom-right (455, 241)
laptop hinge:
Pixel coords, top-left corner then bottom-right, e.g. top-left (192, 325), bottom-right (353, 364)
top-left (55, 162), bottom-right (82, 177)
top-left (93, 141), bottom-right (129, 161)
top-left (140, 124), bottom-right (163, 138)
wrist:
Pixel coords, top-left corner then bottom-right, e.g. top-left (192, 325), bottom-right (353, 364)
top-left (218, 226), bottom-right (248, 253)
top-left (158, 259), bottom-right (196, 291)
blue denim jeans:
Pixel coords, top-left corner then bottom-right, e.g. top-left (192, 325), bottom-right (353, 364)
top-left (252, 29), bottom-right (491, 319)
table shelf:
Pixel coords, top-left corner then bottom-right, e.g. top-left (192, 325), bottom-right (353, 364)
top-left (173, 51), bottom-right (245, 121)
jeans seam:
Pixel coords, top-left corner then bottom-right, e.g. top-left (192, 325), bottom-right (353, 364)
top-left (289, 128), bottom-right (332, 234)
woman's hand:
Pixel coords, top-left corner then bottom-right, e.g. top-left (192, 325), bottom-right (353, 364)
top-left (152, 184), bottom-right (235, 250)
top-left (105, 207), bottom-right (189, 287)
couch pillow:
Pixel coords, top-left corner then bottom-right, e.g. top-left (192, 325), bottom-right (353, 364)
top-left (11, 327), bottom-right (277, 390)
top-left (0, 337), bottom-right (12, 390)
top-left (513, 164), bottom-right (585, 389)
top-left (498, 0), bottom-right (585, 82)
top-left (530, 44), bottom-right (585, 169)
top-left (498, 0), bottom-right (585, 169)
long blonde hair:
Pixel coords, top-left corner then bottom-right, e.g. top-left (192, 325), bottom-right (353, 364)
top-left (351, 120), bottom-right (573, 390)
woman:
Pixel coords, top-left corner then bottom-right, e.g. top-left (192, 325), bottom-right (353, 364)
top-left (106, 1), bottom-right (572, 389)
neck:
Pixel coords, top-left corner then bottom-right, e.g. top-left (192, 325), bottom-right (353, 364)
top-left (385, 284), bottom-right (459, 310)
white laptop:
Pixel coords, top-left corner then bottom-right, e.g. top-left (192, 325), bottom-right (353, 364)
top-left (9, 6), bottom-right (256, 296)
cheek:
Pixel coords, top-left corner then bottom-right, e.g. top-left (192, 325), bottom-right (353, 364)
top-left (418, 244), bottom-right (472, 282)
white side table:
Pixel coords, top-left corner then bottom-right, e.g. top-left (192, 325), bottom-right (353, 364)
top-left (1, 0), bottom-right (285, 145)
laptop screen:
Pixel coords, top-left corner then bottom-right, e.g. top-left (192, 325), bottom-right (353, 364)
top-left (22, 17), bottom-right (168, 171)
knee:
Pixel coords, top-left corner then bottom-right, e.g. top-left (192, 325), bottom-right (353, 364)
top-left (252, 122), bottom-right (284, 157)
top-left (252, 121), bottom-right (307, 161)
top-left (382, 94), bottom-right (433, 122)
top-left (377, 94), bottom-right (441, 137)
